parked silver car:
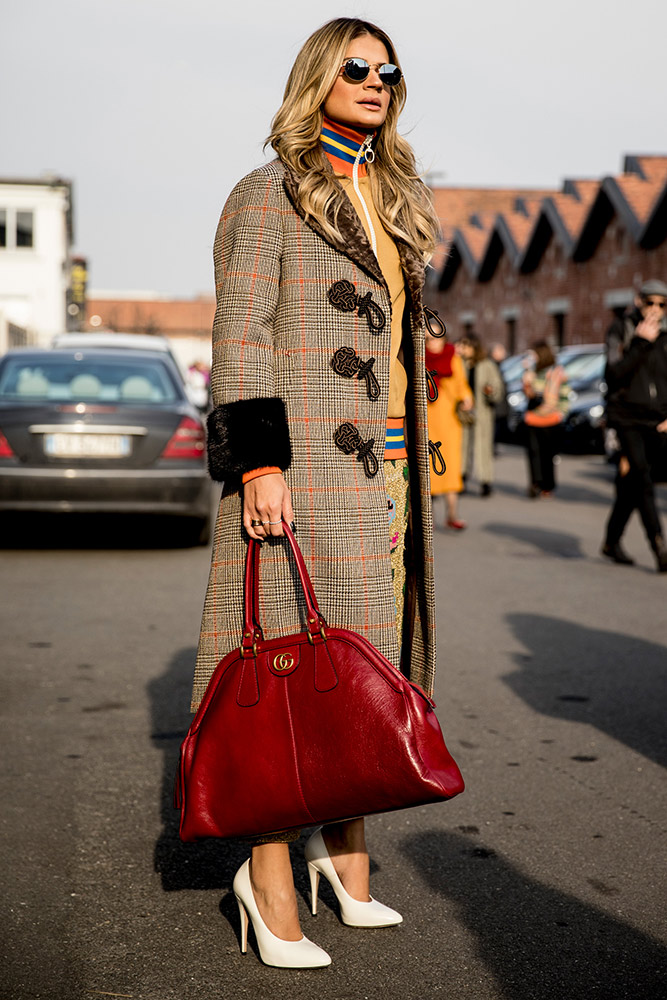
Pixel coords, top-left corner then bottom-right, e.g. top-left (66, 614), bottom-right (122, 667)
top-left (51, 331), bottom-right (210, 410)
top-left (0, 347), bottom-right (212, 543)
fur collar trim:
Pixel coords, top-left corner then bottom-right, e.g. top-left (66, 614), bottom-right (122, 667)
top-left (282, 160), bottom-right (424, 325)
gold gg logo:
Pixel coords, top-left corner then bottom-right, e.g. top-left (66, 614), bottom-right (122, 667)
top-left (273, 653), bottom-right (294, 671)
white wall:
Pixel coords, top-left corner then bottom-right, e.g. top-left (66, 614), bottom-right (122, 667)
top-left (0, 182), bottom-right (70, 345)
top-left (0, 310), bottom-right (34, 355)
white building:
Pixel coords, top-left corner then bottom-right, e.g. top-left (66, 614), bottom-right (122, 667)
top-left (0, 176), bottom-right (73, 351)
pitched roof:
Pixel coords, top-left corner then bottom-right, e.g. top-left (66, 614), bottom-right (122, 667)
top-left (574, 154), bottom-right (667, 259)
top-left (85, 296), bottom-right (215, 336)
top-left (434, 154), bottom-right (667, 286)
top-left (429, 187), bottom-right (554, 273)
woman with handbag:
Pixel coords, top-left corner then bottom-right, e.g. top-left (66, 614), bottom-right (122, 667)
top-left (522, 340), bottom-right (570, 498)
top-left (192, 17), bottom-right (444, 968)
top-left (425, 328), bottom-right (474, 529)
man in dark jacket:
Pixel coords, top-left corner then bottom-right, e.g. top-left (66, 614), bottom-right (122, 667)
top-left (602, 279), bottom-right (667, 571)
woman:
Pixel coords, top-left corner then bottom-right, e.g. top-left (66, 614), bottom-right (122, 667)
top-left (522, 340), bottom-right (569, 498)
top-left (193, 18), bottom-right (441, 967)
top-left (458, 333), bottom-right (504, 496)
top-left (425, 328), bottom-right (473, 529)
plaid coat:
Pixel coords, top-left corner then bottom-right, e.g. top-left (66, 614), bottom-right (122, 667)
top-left (192, 159), bottom-right (436, 710)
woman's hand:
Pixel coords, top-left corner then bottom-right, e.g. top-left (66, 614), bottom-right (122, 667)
top-left (243, 473), bottom-right (294, 541)
top-left (636, 310), bottom-right (661, 343)
top-left (460, 396), bottom-right (473, 412)
top-left (522, 371), bottom-right (536, 397)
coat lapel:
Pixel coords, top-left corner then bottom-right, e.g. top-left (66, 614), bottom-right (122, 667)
top-left (282, 162), bottom-right (384, 287)
top-left (396, 240), bottom-right (425, 326)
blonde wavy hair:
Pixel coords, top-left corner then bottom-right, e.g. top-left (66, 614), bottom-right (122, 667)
top-left (266, 17), bottom-right (440, 264)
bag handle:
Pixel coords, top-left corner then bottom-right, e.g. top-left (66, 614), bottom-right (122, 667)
top-left (241, 520), bottom-right (326, 656)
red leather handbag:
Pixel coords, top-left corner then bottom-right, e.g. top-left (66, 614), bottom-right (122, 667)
top-left (175, 522), bottom-right (464, 841)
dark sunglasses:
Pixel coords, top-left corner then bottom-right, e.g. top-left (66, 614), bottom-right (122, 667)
top-left (645, 298), bottom-right (667, 308)
top-left (341, 57), bottom-right (402, 87)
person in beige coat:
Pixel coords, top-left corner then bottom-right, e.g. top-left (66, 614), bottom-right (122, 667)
top-left (459, 333), bottom-right (505, 496)
top-left (192, 17), bottom-right (443, 968)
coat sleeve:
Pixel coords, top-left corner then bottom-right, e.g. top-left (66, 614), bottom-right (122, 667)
top-left (605, 334), bottom-right (653, 391)
top-left (482, 359), bottom-right (504, 404)
top-left (205, 168), bottom-right (291, 485)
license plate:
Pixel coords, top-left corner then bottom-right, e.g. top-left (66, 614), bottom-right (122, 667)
top-left (44, 433), bottom-right (131, 458)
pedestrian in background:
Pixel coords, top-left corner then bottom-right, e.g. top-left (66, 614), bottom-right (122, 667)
top-left (602, 279), bottom-right (667, 571)
top-left (489, 341), bottom-right (509, 450)
top-left (458, 333), bottom-right (504, 496)
top-left (191, 16), bottom-right (442, 968)
top-left (425, 327), bottom-right (473, 529)
top-left (522, 340), bottom-right (569, 499)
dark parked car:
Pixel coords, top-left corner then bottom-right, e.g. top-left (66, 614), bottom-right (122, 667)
top-left (0, 347), bottom-right (212, 543)
top-left (561, 389), bottom-right (606, 452)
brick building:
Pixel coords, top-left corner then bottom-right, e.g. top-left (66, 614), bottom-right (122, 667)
top-left (426, 155), bottom-right (667, 353)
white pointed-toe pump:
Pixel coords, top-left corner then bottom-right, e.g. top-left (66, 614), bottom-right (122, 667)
top-left (305, 828), bottom-right (403, 928)
top-left (232, 859), bottom-right (332, 968)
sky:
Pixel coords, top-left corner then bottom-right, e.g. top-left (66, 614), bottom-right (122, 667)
top-left (3, 0), bottom-right (665, 298)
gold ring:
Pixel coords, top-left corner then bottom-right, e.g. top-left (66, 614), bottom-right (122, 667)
top-left (250, 519), bottom-right (263, 527)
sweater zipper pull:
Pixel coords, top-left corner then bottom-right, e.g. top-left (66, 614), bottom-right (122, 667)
top-left (352, 135), bottom-right (378, 258)
top-left (361, 134), bottom-right (375, 163)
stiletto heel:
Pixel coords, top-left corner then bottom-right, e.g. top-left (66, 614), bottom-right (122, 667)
top-left (235, 895), bottom-right (249, 953)
top-left (304, 828), bottom-right (402, 928)
top-left (308, 861), bottom-right (321, 916)
top-left (231, 859), bottom-right (331, 968)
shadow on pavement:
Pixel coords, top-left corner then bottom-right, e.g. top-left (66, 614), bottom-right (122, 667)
top-left (504, 614), bottom-right (667, 767)
top-left (493, 452), bottom-right (613, 507)
top-left (148, 646), bottom-right (248, 891)
top-left (401, 829), bottom-right (667, 1000)
top-left (484, 522), bottom-right (584, 558)
top-left (0, 511), bottom-right (206, 550)
top-left (494, 477), bottom-right (612, 507)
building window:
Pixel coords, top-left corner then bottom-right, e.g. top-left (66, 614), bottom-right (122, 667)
top-left (16, 211), bottom-right (34, 248)
top-left (553, 312), bottom-right (566, 348)
top-left (506, 317), bottom-right (517, 354)
top-left (0, 209), bottom-right (6, 248)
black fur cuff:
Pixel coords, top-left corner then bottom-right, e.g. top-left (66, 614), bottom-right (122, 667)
top-left (206, 397), bottom-right (292, 485)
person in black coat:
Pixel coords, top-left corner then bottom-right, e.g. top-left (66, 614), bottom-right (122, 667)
top-left (602, 279), bottom-right (667, 571)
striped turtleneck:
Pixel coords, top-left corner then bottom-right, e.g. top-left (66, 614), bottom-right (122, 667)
top-left (320, 115), bottom-right (375, 178)
top-left (320, 115), bottom-right (408, 452)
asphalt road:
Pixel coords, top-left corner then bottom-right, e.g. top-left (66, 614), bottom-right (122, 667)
top-left (1, 447), bottom-right (666, 1000)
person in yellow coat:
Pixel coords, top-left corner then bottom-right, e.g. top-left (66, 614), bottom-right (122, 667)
top-left (425, 329), bottom-right (474, 529)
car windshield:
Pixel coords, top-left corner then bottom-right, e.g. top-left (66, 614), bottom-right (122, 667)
top-left (561, 353), bottom-right (605, 382)
top-left (0, 356), bottom-right (180, 405)
top-left (500, 355), bottom-right (527, 383)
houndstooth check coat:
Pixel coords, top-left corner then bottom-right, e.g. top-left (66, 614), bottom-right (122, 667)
top-left (191, 158), bottom-right (436, 710)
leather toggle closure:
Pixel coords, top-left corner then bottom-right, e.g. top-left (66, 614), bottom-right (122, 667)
top-left (424, 307), bottom-right (446, 339)
top-left (328, 280), bottom-right (386, 335)
top-left (331, 346), bottom-right (381, 401)
top-left (426, 369), bottom-right (439, 402)
top-left (334, 422), bottom-right (379, 478)
top-left (428, 439), bottom-right (446, 476)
